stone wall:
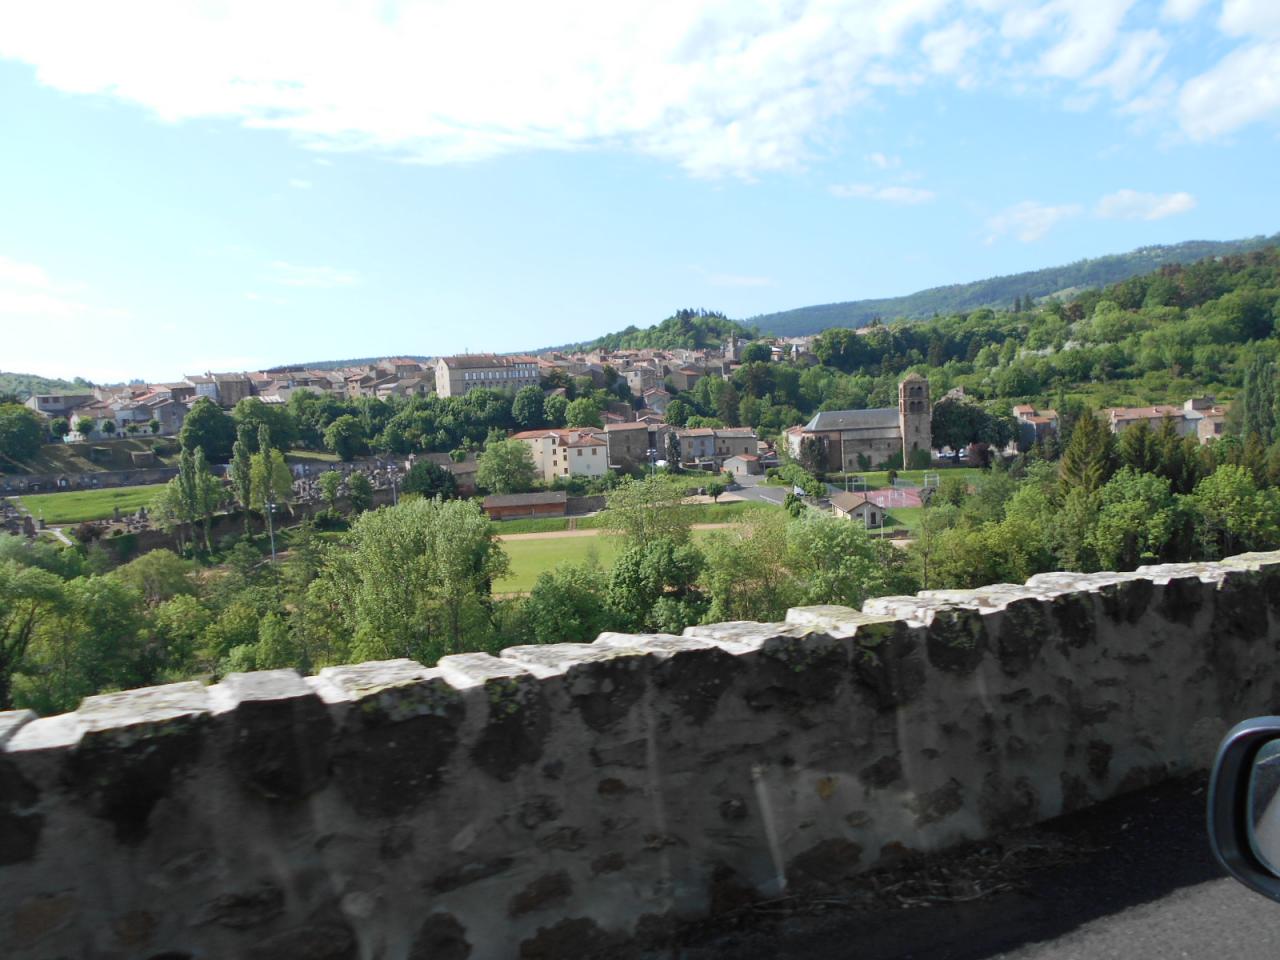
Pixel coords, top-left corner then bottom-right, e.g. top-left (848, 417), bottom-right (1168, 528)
top-left (3, 551), bottom-right (1280, 959)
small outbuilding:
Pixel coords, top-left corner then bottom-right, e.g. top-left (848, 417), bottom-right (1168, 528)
top-left (483, 490), bottom-right (568, 520)
top-left (723, 453), bottom-right (762, 477)
top-left (830, 491), bottom-right (882, 528)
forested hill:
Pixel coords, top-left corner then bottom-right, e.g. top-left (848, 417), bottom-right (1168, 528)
top-left (0, 371), bottom-right (94, 400)
top-left (543, 309), bottom-right (756, 353)
top-left (747, 233), bottom-right (1280, 337)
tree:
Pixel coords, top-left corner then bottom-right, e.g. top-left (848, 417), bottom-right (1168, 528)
top-left (403, 459), bottom-right (459, 500)
top-left (740, 341), bottom-right (772, 364)
top-left (100, 420), bottom-right (116, 436)
top-left (930, 397), bottom-right (986, 460)
top-left (48, 417), bottom-right (70, 441)
top-left (0, 404), bottom-right (45, 462)
top-left (110, 550), bottom-right (196, 606)
top-left (476, 439), bottom-right (537, 494)
top-left (523, 560), bottom-right (615, 644)
top-left (606, 538), bottom-right (704, 632)
top-left (179, 397), bottom-right (236, 461)
top-left (1059, 409), bottom-right (1116, 495)
top-left (319, 470), bottom-right (343, 512)
top-left (74, 416), bottom-right (95, 438)
top-left (324, 415), bottom-right (368, 462)
top-left (1118, 418), bottom-right (1159, 474)
top-left (250, 440), bottom-right (294, 534)
top-left (602, 475), bottom-right (693, 545)
top-left (1191, 464), bottom-right (1280, 559)
top-left (543, 393), bottom-right (569, 427)
top-left (787, 512), bottom-right (917, 608)
top-left (512, 385), bottom-right (546, 429)
top-left (701, 510), bottom-right (800, 622)
top-left (565, 397), bottom-right (603, 428)
top-left (705, 478), bottom-right (727, 503)
top-left (1086, 468), bottom-right (1184, 571)
top-left (149, 419), bottom-right (161, 435)
top-left (664, 399), bottom-right (693, 427)
top-left (330, 497), bottom-right (509, 663)
top-left (231, 428), bottom-right (254, 535)
top-left (0, 561), bottom-right (67, 710)
top-left (347, 471), bottom-right (374, 513)
top-left (232, 397), bottom-right (299, 451)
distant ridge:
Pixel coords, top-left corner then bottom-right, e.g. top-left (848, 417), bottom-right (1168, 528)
top-left (746, 233), bottom-right (1280, 337)
top-left (271, 355), bottom-right (432, 371)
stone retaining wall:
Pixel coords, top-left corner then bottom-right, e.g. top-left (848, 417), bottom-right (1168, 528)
top-left (3, 551), bottom-right (1279, 959)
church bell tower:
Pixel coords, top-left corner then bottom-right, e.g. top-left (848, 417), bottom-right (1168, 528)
top-left (898, 373), bottom-right (931, 467)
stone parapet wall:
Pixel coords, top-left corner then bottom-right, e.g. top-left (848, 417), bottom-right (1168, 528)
top-left (3, 552), bottom-right (1279, 959)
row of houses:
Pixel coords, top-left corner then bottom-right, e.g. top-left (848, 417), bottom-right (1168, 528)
top-left (1011, 395), bottom-right (1227, 448)
top-left (509, 423), bottom-right (765, 483)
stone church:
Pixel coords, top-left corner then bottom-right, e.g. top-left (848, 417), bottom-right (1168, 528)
top-left (786, 372), bottom-right (931, 471)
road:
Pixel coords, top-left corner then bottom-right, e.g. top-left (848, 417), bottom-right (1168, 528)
top-left (646, 774), bottom-right (1280, 959)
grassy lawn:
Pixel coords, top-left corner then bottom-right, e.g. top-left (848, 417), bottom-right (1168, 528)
top-left (495, 536), bottom-right (625, 592)
top-left (883, 506), bottom-right (924, 534)
top-left (492, 519), bottom-right (757, 593)
top-left (15, 483), bottom-right (168, 524)
top-left (285, 449), bottom-right (343, 464)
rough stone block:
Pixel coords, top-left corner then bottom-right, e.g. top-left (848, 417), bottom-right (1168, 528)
top-left (0, 709), bottom-right (35, 748)
top-left (212, 670), bottom-right (332, 801)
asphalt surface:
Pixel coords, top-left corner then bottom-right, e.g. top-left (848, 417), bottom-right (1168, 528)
top-left (646, 774), bottom-right (1280, 959)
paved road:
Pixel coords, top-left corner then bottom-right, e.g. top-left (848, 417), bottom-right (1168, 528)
top-left (650, 774), bottom-right (1280, 959)
top-left (730, 474), bottom-right (789, 505)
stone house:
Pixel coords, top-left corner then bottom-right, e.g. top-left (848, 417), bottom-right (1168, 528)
top-left (830, 491), bottom-right (882, 527)
top-left (509, 428), bottom-right (609, 483)
top-left (724, 453), bottom-right (762, 476)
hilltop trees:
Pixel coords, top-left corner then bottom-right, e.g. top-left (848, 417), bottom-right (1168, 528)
top-left (0, 404), bottom-right (44, 462)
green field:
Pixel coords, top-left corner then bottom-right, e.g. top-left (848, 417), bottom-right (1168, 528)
top-left (14, 484), bottom-right (167, 524)
top-left (495, 525), bottom-right (741, 593)
top-left (494, 535), bottom-right (625, 592)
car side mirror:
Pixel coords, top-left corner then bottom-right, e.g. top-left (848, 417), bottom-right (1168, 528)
top-left (1209, 717), bottom-right (1280, 902)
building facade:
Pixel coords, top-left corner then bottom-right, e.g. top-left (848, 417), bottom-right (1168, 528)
top-left (509, 428), bottom-right (609, 483)
top-left (435, 355), bottom-right (541, 398)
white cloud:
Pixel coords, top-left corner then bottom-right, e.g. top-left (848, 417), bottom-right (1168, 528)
top-left (1179, 40), bottom-right (1280, 139)
top-left (1087, 29), bottom-right (1168, 99)
top-left (921, 21), bottom-right (985, 78)
top-left (830, 183), bottom-right (936, 204)
top-left (1162, 0), bottom-right (1212, 20)
top-left (0, 0), bottom-right (1274, 176)
top-left (269, 261), bottom-right (360, 288)
top-left (1219, 0), bottom-right (1280, 37)
top-left (706, 273), bottom-right (773, 288)
top-left (866, 151), bottom-right (900, 169)
top-left (288, 178), bottom-right (312, 190)
top-left (985, 200), bottom-right (1083, 243)
top-left (1095, 188), bottom-right (1196, 219)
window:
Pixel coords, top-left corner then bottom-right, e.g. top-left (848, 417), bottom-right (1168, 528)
top-left (576, 449), bottom-right (582, 457)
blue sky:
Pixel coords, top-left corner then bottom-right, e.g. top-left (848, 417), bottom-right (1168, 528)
top-left (1, 0), bottom-right (1278, 383)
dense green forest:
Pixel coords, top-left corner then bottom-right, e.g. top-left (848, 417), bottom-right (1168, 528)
top-left (0, 372), bottom-right (94, 401)
top-left (746, 232), bottom-right (1280, 337)
top-left (544, 308), bottom-right (756, 353)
